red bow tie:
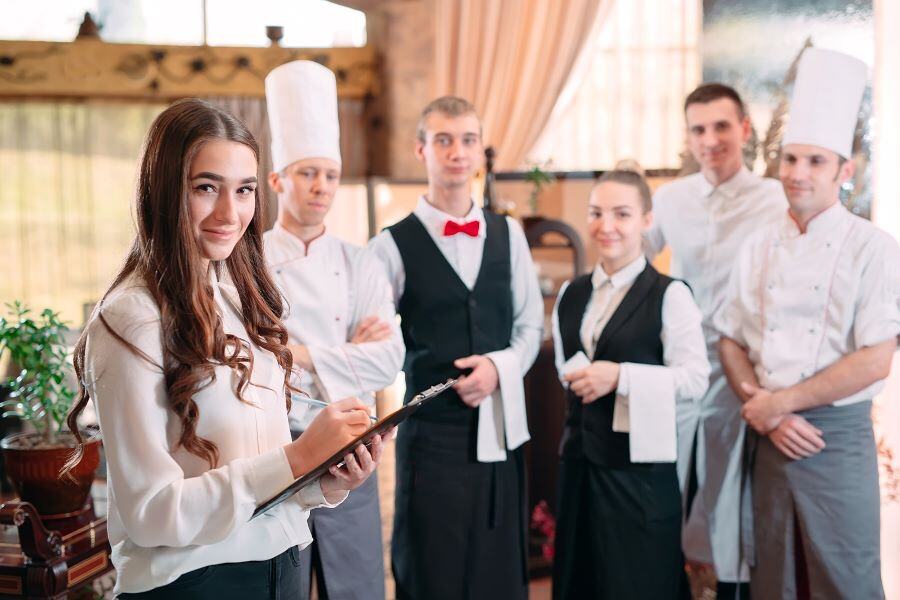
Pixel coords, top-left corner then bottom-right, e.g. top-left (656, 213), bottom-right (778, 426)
top-left (443, 220), bottom-right (480, 237)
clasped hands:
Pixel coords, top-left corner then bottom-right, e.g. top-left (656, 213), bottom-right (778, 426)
top-left (740, 382), bottom-right (825, 461)
top-left (564, 360), bottom-right (620, 404)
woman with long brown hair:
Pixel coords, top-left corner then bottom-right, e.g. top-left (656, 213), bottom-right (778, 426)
top-left (65, 98), bottom-right (385, 598)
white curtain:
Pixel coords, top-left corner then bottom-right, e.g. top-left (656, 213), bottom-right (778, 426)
top-left (434, 0), bottom-right (607, 170)
top-left (528, 0), bottom-right (702, 170)
top-left (0, 101), bottom-right (164, 326)
top-left (873, 1), bottom-right (900, 598)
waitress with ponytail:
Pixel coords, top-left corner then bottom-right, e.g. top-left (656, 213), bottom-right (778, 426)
top-left (65, 98), bottom-right (387, 599)
top-left (551, 169), bottom-right (709, 599)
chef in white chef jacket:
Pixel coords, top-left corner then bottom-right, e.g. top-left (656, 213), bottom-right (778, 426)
top-left (263, 60), bottom-right (404, 600)
top-left (716, 48), bottom-right (899, 600)
top-left (644, 83), bottom-right (786, 597)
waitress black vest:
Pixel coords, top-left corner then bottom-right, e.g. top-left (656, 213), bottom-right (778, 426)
top-left (557, 263), bottom-right (674, 467)
top-left (388, 211), bottom-right (513, 423)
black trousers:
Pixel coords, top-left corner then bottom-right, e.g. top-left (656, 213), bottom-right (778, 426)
top-left (552, 458), bottom-right (683, 600)
top-left (392, 417), bottom-right (528, 600)
top-left (118, 546), bottom-right (303, 600)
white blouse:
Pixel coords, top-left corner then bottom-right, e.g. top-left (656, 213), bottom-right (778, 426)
top-left (264, 226), bottom-right (404, 431)
top-left (715, 202), bottom-right (900, 405)
top-left (84, 270), bottom-right (341, 594)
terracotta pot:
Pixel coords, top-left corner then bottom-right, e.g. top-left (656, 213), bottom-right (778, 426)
top-left (1, 432), bottom-right (101, 518)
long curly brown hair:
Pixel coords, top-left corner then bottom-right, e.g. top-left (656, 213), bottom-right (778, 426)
top-left (65, 98), bottom-right (295, 471)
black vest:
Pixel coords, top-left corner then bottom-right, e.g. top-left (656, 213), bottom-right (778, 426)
top-left (389, 212), bottom-right (513, 423)
top-left (557, 263), bottom-right (673, 467)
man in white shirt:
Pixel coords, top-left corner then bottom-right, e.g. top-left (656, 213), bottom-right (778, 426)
top-left (645, 83), bottom-right (786, 597)
top-left (717, 48), bottom-right (899, 599)
top-left (369, 96), bottom-right (543, 600)
top-left (263, 60), bottom-right (404, 600)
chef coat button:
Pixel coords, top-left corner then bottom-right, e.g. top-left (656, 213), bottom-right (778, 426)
top-left (766, 370), bottom-right (772, 376)
top-left (335, 316), bottom-right (340, 321)
top-left (813, 285), bottom-right (820, 291)
top-left (276, 269), bottom-right (282, 275)
top-left (808, 328), bottom-right (815, 334)
top-left (767, 284), bottom-right (773, 291)
top-left (826, 242), bottom-right (832, 248)
top-left (768, 327), bottom-right (775, 332)
top-left (801, 371), bottom-right (808, 378)
top-left (334, 271), bottom-right (339, 276)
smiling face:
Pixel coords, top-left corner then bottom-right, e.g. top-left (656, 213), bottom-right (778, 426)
top-left (415, 111), bottom-right (484, 189)
top-left (685, 97), bottom-right (751, 184)
top-left (779, 143), bottom-right (853, 217)
top-left (587, 180), bottom-right (653, 273)
top-left (188, 139), bottom-right (258, 266)
top-left (270, 157), bottom-right (341, 229)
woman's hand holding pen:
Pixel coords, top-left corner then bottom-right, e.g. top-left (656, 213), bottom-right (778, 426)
top-left (284, 397), bottom-right (372, 479)
top-left (320, 427), bottom-right (395, 501)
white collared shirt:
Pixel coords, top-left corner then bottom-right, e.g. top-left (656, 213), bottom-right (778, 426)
top-left (264, 225), bottom-right (404, 430)
top-left (368, 196), bottom-right (544, 461)
top-left (715, 202), bottom-right (900, 405)
top-left (84, 269), bottom-right (341, 594)
top-left (646, 167), bottom-right (787, 354)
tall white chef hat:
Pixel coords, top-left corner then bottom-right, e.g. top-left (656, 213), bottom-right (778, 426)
top-left (265, 60), bottom-right (341, 173)
top-left (783, 48), bottom-right (867, 159)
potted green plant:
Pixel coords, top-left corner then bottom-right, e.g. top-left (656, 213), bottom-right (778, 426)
top-left (524, 161), bottom-right (555, 216)
top-left (0, 302), bottom-right (100, 517)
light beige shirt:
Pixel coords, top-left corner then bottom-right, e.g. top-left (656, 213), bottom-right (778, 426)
top-left (84, 269), bottom-right (341, 594)
top-left (715, 202), bottom-right (900, 405)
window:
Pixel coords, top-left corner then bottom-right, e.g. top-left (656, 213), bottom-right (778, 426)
top-left (1, 0), bottom-right (365, 47)
top-left (527, 0), bottom-right (701, 171)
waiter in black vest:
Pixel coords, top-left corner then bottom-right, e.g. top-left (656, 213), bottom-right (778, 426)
top-left (369, 96), bottom-right (543, 600)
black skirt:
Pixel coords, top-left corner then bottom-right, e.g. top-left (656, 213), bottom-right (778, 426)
top-left (117, 546), bottom-right (304, 600)
top-left (552, 458), bottom-right (683, 600)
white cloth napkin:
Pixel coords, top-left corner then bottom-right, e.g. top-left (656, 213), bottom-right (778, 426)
top-left (476, 351), bottom-right (531, 462)
top-left (612, 363), bottom-right (677, 463)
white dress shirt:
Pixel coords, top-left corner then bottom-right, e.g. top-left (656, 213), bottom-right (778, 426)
top-left (715, 202), bottom-right (900, 405)
top-left (368, 196), bottom-right (544, 462)
top-left (264, 225), bottom-right (404, 430)
top-left (646, 166), bottom-right (787, 354)
top-left (84, 270), bottom-right (342, 595)
top-left (552, 256), bottom-right (710, 476)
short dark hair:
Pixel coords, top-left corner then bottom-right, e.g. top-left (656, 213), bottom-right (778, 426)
top-left (684, 83), bottom-right (746, 120)
top-left (593, 169), bottom-right (653, 213)
top-left (416, 96), bottom-right (481, 142)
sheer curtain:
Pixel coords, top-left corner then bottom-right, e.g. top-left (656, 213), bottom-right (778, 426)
top-left (434, 0), bottom-right (607, 170)
top-left (528, 0), bottom-right (702, 170)
top-left (0, 101), bottom-right (164, 326)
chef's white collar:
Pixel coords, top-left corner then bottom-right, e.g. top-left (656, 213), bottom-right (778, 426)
top-left (783, 200), bottom-right (847, 238)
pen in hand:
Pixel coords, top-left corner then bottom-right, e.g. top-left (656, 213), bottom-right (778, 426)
top-left (292, 394), bottom-right (378, 422)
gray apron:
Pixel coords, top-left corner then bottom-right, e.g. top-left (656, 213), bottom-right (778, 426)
top-left (298, 474), bottom-right (384, 600)
top-left (750, 400), bottom-right (883, 600)
top-left (682, 357), bottom-right (749, 583)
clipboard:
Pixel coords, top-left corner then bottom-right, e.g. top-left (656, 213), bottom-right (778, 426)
top-left (251, 378), bottom-right (457, 519)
